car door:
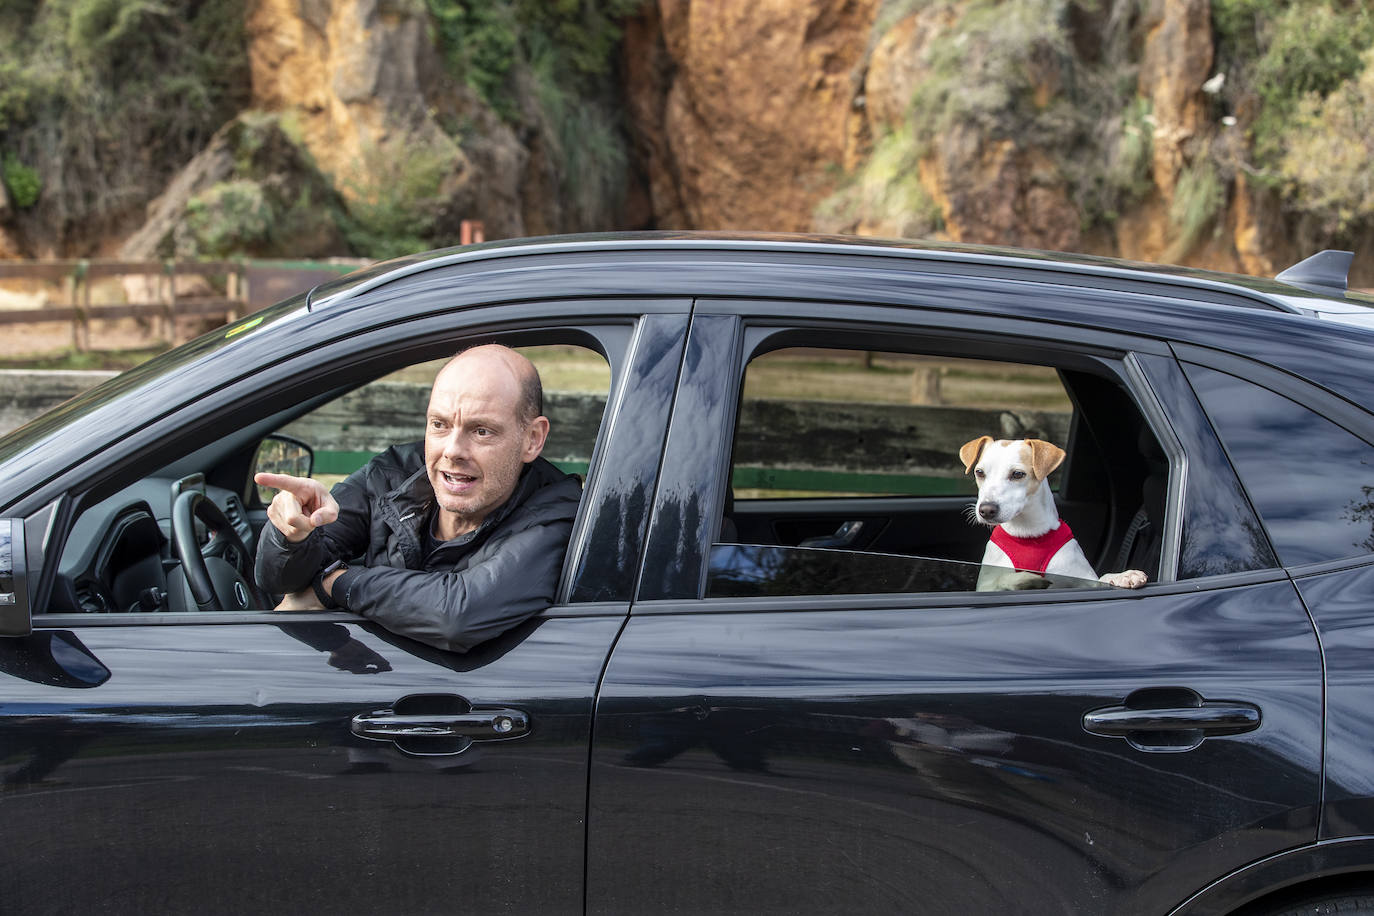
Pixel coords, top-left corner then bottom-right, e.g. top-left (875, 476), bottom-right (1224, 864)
top-left (0, 305), bottom-right (689, 914)
top-left (586, 302), bottom-right (1323, 914)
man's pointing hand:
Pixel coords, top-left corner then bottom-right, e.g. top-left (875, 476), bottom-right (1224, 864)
top-left (254, 472), bottom-right (339, 543)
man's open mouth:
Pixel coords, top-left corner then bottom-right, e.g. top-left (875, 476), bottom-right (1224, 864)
top-left (440, 471), bottom-right (476, 489)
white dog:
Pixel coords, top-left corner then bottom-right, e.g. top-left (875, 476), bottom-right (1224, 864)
top-left (959, 436), bottom-right (1148, 590)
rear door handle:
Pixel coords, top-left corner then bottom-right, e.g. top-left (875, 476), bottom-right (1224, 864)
top-left (1082, 688), bottom-right (1260, 752)
top-left (352, 694), bottom-right (529, 756)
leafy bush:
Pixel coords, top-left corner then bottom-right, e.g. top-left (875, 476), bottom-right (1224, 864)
top-left (0, 0), bottom-right (248, 243)
top-left (815, 129), bottom-right (943, 238)
top-left (1168, 161), bottom-right (1225, 259)
top-left (2, 152), bottom-right (41, 208)
top-left (1278, 48), bottom-right (1374, 232)
top-left (339, 133), bottom-right (461, 260)
top-left (424, 0), bottom-right (644, 229)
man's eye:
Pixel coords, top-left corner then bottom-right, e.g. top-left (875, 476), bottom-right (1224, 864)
top-left (475, 427), bottom-right (493, 437)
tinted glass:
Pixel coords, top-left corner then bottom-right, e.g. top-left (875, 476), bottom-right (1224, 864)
top-left (1187, 363), bottom-right (1374, 565)
top-left (733, 348), bottom-right (1072, 498)
top-left (707, 544), bottom-right (1108, 598)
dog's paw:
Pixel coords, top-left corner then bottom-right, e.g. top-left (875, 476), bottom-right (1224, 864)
top-left (1103, 569), bottom-right (1148, 589)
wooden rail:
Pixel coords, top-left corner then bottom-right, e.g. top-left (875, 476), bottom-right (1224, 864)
top-left (0, 259), bottom-right (249, 350)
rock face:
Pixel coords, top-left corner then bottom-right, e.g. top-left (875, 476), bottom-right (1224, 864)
top-left (625, 0), bottom-right (880, 231)
top-left (246, 0), bottom-right (535, 241)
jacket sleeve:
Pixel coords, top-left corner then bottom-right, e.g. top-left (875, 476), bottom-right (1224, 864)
top-left (330, 513), bottom-right (574, 652)
top-left (253, 467), bottom-right (379, 597)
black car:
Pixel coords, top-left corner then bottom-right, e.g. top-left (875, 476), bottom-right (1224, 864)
top-left (3, 233), bottom-right (1374, 915)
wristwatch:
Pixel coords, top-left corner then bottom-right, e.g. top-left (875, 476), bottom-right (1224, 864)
top-left (312, 558), bottom-right (347, 609)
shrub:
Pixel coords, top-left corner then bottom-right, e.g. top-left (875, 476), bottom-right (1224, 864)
top-left (1167, 161), bottom-right (1225, 259)
top-left (339, 133), bottom-right (460, 260)
top-left (0, 0), bottom-right (248, 243)
top-left (1278, 48), bottom-right (1374, 232)
top-left (2, 152), bottom-right (41, 208)
top-left (424, 0), bottom-right (643, 229)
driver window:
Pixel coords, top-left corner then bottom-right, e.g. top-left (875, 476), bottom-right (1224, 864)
top-left (709, 345), bottom-right (1161, 598)
top-left (48, 344), bottom-right (610, 614)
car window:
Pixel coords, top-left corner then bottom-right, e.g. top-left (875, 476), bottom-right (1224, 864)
top-left (714, 344), bottom-right (1165, 598)
top-left (1185, 363), bottom-right (1374, 566)
top-left (48, 343), bottom-right (610, 614)
top-left (732, 349), bottom-right (1073, 498)
top-left (271, 345), bottom-right (609, 494)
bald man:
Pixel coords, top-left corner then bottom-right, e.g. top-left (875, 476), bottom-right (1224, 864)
top-left (253, 345), bottom-right (583, 653)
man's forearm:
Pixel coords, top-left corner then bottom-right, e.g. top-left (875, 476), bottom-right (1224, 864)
top-left (254, 524), bottom-right (331, 595)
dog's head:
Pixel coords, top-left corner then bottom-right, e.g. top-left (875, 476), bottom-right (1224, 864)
top-left (958, 436), bottom-right (1065, 526)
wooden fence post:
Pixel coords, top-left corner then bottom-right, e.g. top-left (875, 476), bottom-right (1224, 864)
top-left (164, 260), bottom-right (178, 343)
top-left (73, 260), bottom-right (89, 352)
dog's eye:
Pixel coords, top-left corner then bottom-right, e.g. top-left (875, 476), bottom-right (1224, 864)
top-left (974, 469), bottom-right (985, 479)
top-left (1009, 470), bottom-right (1026, 480)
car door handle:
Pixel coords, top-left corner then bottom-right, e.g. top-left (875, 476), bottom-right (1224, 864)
top-left (1082, 704), bottom-right (1260, 735)
top-left (1082, 688), bottom-right (1260, 752)
top-left (351, 694), bottom-right (530, 756)
top-left (351, 708), bottom-right (529, 740)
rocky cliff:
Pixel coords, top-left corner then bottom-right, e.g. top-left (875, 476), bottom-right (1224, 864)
top-left (4, 0), bottom-right (1373, 285)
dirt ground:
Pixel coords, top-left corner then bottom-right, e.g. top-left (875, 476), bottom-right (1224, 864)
top-left (0, 317), bottom-right (217, 361)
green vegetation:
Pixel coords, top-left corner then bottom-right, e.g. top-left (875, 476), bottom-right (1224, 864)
top-left (1211, 0), bottom-right (1374, 234)
top-left (424, 0), bottom-right (644, 228)
top-left (0, 0), bottom-right (249, 244)
top-left (2, 152), bottom-right (41, 208)
top-left (338, 133), bottom-right (461, 261)
top-left (173, 113), bottom-right (346, 260)
top-left (1278, 49), bottom-right (1374, 232)
top-left (822, 0), bottom-right (1151, 239)
top-left (1168, 160), bottom-right (1225, 259)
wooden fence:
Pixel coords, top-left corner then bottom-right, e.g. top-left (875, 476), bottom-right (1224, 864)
top-left (0, 260), bottom-right (252, 350)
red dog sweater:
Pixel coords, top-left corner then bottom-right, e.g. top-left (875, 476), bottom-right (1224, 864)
top-left (989, 521), bottom-right (1075, 574)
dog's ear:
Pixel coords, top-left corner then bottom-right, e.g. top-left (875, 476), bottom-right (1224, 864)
top-left (1026, 439), bottom-right (1066, 480)
top-left (959, 436), bottom-right (994, 474)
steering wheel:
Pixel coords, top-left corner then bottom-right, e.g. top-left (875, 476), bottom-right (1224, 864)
top-left (171, 490), bottom-right (268, 611)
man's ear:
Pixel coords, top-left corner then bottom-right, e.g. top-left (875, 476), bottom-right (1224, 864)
top-left (959, 436), bottom-right (993, 474)
top-left (1026, 439), bottom-right (1066, 480)
top-left (523, 416), bottom-right (550, 462)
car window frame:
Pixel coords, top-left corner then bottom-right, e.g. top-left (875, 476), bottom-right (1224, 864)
top-left (636, 299), bottom-right (1192, 607)
top-left (24, 300), bottom-right (685, 627)
top-left (1175, 344), bottom-right (1374, 576)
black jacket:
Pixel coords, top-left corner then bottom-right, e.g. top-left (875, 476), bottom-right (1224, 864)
top-left (254, 442), bottom-right (583, 652)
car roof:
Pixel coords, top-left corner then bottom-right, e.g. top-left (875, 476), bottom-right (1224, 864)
top-left (306, 230), bottom-right (1370, 319)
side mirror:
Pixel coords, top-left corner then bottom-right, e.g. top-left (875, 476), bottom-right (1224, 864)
top-left (252, 434), bottom-right (315, 504)
top-left (0, 518), bottom-right (30, 636)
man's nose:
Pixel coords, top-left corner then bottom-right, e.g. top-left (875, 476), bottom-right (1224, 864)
top-left (441, 429), bottom-right (469, 460)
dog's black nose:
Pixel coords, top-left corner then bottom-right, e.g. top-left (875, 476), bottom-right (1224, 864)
top-left (978, 502), bottom-right (998, 521)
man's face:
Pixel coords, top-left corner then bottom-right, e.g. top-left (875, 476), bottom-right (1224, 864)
top-left (424, 351), bottom-right (547, 539)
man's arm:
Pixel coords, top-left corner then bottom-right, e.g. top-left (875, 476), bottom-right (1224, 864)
top-left (326, 517), bottom-right (574, 652)
top-left (253, 471), bottom-right (370, 596)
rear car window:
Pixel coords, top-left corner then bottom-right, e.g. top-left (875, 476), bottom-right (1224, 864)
top-left (1186, 363), bottom-right (1374, 566)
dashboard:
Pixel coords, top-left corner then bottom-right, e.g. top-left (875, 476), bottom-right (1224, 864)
top-left (53, 476), bottom-right (257, 614)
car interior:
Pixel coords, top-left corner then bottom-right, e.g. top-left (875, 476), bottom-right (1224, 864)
top-left (713, 343), bottom-right (1165, 597)
top-left (45, 340), bottom-right (613, 616)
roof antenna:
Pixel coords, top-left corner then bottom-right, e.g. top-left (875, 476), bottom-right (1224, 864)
top-left (1275, 250), bottom-right (1353, 296)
